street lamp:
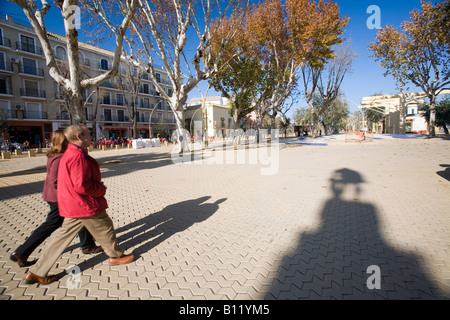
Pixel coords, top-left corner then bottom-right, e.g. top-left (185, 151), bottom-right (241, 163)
top-left (149, 100), bottom-right (163, 138)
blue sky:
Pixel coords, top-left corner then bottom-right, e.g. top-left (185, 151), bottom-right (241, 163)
top-left (0, 0), bottom-right (440, 117)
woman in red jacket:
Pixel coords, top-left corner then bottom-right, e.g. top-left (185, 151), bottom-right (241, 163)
top-left (10, 130), bottom-right (102, 267)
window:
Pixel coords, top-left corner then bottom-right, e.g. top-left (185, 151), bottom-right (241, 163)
top-left (0, 52), bottom-right (5, 70)
top-left (0, 78), bottom-right (8, 94)
top-left (22, 57), bottom-right (37, 75)
top-left (26, 102), bottom-right (41, 119)
top-left (78, 51), bottom-right (85, 65)
top-left (116, 93), bottom-right (124, 106)
top-left (407, 105), bottom-right (418, 116)
top-left (142, 83), bottom-right (149, 94)
top-left (59, 104), bottom-right (70, 120)
top-left (102, 93), bottom-right (111, 105)
top-left (100, 58), bottom-right (109, 70)
top-left (55, 46), bottom-right (67, 60)
top-left (117, 109), bottom-right (125, 121)
top-left (155, 73), bottom-right (161, 83)
top-left (20, 35), bottom-right (35, 53)
top-left (142, 97), bottom-right (150, 108)
top-left (0, 28), bottom-right (11, 48)
top-left (0, 100), bottom-right (10, 116)
top-left (103, 108), bottom-right (112, 121)
top-left (24, 80), bottom-right (39, 97)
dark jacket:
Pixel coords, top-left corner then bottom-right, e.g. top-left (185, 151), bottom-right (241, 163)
top-left (42, 153), bottom-right (63, 202)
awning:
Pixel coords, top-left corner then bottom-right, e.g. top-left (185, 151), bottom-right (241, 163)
top-left (102, 126), bottom-right (149, 130)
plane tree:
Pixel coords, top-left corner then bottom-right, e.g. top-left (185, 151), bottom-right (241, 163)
top-left (369, 0), bottom-right (450, 136)
top-left (9, 0), bottom-right (139, 124)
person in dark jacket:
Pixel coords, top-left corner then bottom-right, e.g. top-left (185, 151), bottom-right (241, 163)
top-left (10, 130), bottom-right (102, 268)
top-left (24, 125), bottom-right (134, 285)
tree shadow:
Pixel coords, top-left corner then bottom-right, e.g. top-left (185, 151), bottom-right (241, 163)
top-left (0, 151), bottom-right (174, 201)
top-left (265, 168), bottom-right (446, 300)
top-left (75, 196), bottom-right (226, 272)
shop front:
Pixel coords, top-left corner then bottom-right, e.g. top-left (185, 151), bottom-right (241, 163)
top-left (2, 121), bottom-right (52, 147)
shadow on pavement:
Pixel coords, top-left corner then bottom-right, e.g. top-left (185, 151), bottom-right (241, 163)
top-left (76, 196), bottom-right (226, 272)
top-left (436, 164), bottom-right (450, 182)
top-left (0, 151), bottom-right (173, 201)
top-left (265, 168), bottom-right (446, 299)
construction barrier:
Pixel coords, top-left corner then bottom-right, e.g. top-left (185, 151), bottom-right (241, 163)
top-left (345, 131), bottom-right (364, 143)
top-left (345, 131), bottom-right (374, 143)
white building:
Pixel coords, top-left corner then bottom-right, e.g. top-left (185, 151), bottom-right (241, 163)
top-left (0, 15), bottom-right (174, 146)
top-left (359, 90), bottom-right (450, 134)
top-left (185, 96), bottom-right (234, 138)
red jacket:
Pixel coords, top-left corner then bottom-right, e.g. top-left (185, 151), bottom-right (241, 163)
top-left (57, 143), bottom-right (108, 218)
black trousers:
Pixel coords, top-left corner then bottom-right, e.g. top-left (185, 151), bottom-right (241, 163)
top-left (14, 202), bottom-right (96, 258)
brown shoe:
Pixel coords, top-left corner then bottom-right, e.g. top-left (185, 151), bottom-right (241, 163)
top-left (109, 254), bottom-right (134, 265)
top-left (10, 252), bottom-right (37, 267)
top-left (24, 272), bottom-right (60, 285)
top-left (82, 246), bottom-right (103, 254)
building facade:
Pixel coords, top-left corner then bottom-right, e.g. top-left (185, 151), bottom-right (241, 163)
top-left (185, 96), bottom-right (235, 138)
top-left (359, 90), bottom-right (450, 134)
top-left (0, 15), bottom-right (175, 147)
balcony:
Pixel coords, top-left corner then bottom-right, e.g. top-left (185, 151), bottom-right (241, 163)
top-left (20, 88), bottom-right (46, 98)
top-left (100, 114), bottom-right (130, 122)
top-left (100, 81), bottom-right (117, 89)
top-left (0, 85), bottom-right (12, 95)
top-left (0, 62), bottom-right (13, 72)
top-left (0, 37), bottom-right (11, 47)
top-left (16, 41), bottom-right (43, 55)
top-left (58, 112), bottom-right (70, 120)
top-left (1, 109), bottom-right (47, 119)
top-left (101, 97), bottom-right (126, 106)
top-left (19, 64), bottom-right (44, 77)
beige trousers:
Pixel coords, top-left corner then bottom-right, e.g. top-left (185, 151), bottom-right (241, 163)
top-left (30, 211), bottom-right (124, 277)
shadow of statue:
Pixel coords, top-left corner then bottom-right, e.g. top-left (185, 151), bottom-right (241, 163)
top-left (76, 196), bottom-right (226, 272)
top-left (265, 168), bottom-right (444, 299)
top-left (436, 164), bottom-right (450, 182)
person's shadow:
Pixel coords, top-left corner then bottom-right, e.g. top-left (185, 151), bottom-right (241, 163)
top-left (265, 168), bottom-right (444, 299)
top-left (76, 196), bottom-right (226, 272)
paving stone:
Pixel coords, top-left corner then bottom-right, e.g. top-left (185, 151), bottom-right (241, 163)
top-left (1, 139), bottom-right (449, 300)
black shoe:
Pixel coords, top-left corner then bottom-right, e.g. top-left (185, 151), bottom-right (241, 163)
top-left (10, 252), bottom-right (37, 267)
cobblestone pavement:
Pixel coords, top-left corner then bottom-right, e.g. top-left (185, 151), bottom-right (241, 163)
top-left (0, 135), bottom-right (449, 300)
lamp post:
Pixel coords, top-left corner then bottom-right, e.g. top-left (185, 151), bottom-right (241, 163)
top-left (149, 100), bottom-right (163, 138)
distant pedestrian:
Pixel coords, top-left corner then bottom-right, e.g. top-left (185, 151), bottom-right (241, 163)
top-left (10, 130), bottom-right (102, 268)
top-left (24, 125), bottom-right (134, 284)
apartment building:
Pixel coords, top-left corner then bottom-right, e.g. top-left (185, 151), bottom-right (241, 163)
top-left (0, 15), bottom-right (175, 147)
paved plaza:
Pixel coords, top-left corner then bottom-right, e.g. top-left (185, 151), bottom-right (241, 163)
top-left (0, 134), bottom-right (449, 300)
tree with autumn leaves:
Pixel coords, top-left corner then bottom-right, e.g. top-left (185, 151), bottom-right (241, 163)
top-left (369, 0), bottom-right (450, 136)
top-left (208, 0), bottom-right (349, 137)
top-left (90, 0), bottom-right (249, 144)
